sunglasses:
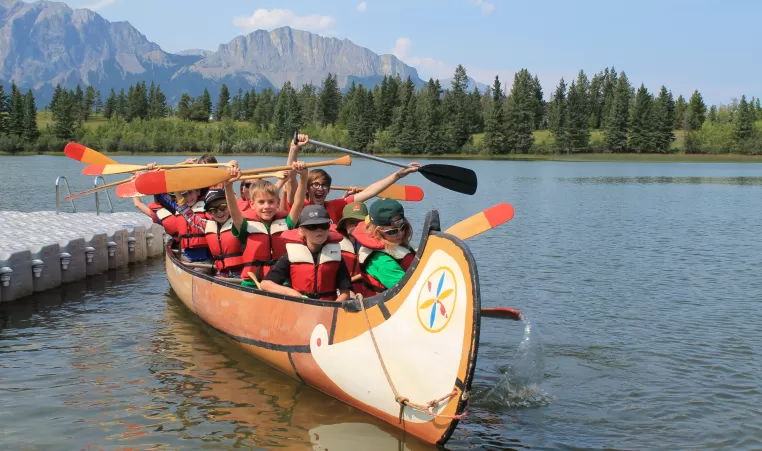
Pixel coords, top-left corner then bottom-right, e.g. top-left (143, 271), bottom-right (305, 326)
top-left (303, 223), bottom-right (330, 231)
top-left (207, 203), bottom-right (228, 214)
top-left (381, 227), bottom-right (403, 236)
top-left (242, 182), bottom-right (252, 188)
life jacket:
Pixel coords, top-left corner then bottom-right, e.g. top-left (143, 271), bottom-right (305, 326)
top-left (237, 198), bottom-right (252, 216)
top-left (177, 201), bottom-right (208, 249)
top-left (204, 218), bottom-right (244, 273)
top-left (282, 229), bottom-right (344, 300)
top-left (240, 210), bottom-right (290, 280)
top-left (153, 206), bottom-right (180, 239)
top-left (352, 222), bottom-right (415, 296)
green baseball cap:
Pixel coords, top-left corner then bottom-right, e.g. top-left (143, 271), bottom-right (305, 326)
top-left (337, 201), bottom-right (368, 231)
top-left (368, 198), bottom-right (405, 227)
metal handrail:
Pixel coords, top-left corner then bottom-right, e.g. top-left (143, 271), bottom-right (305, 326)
top-left (55, 176), bottom-right (76, 215)
top-left (93, 176), bottom-right (115, 215)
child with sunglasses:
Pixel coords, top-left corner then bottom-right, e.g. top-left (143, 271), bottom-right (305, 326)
top-left (261, 205), bottom-right (352, 301)
top-left (351, 198), bottom-right (415, 297)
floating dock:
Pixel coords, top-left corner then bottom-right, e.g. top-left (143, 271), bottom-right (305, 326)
top-left (0, 211), bottom-right (165, 303)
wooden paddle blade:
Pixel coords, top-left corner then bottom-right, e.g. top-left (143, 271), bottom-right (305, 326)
top-left (377, 184), bottom-right (425, 201)
top-left (115, 180), bottom-right (144, 198)
top-left (419, 164), bottom-right (477, 195)
top-left (334, 155), bottom-right (352, 166)
top-left (64, 142), bottom-right (118, 165)
top-left (482, 307), bottom-right (523, 321)
top-left (82, 163), bottom-right (148, 176)
top-left (445, 203), bottom-right (514, 241)
top-left (135, 167), bottom-right (230, 195)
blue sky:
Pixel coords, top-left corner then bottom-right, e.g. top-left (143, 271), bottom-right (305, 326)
top-left (60, 0), bottom-right (758, 105)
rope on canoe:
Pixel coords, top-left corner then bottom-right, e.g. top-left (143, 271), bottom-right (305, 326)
top-left (358, 296), bottom-right (466, 424)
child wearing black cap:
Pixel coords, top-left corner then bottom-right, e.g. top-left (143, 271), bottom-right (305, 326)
top-left (260, 205), bottom-right (352, 301)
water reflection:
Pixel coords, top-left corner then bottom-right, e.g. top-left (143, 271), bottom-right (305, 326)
top-left (559, 176), bottom-right (762, 185)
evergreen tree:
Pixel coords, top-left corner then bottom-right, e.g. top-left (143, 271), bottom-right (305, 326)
top-left (22, 90), bottom-right (39, 142)
top-left (652, 86), bottom-right (676, 152)
top-left (84, 85), bottom-right (95, 120)
top-left (52, 90), bottom-right (75, 140)
top-left (177, 93), bottom-right (191, 120)
top-left (604, 71), bottom-right (632, 152)
top-left (375, 76), bottom-right (393, 130)
top-left (397, 86), bottom-right (420, 154)
top-left (273, 82), bottom-right (298, 138)
top-left (104, 89), bottom-right (116, 119)
top-left (756, 98), bottom-right (762, 120)
top-left (565, 70), bottom-right (590, 152)
top-left (447, 65), bottom-right (472, 150)
top-left (230, 87), bottom-right (243, 120)
top-left (246, 89), bottom-right (258, 122)
top-left (73, 84), bottom-right (85, 122)
top-left (0, 83), bottom-right (8, 135)
top-left (419, 79), bottom-right (447, 155)
top-left (148, 84), bottom-right (167, 118)
top-left (588, 71), bottom-right (605, 128)
top-left (483, 76), bottom-right (508, 154)
top-left (94, 89), bottom-right (102, 116)
top-left (49, 83), bottom-right (63, 112)
top-left (628, 84), bottom-right (655, 153)
top-left (392, 78), bottom-right (415, 141)
top-left (287, 82), bottom-right (303, 129)
top-left (504, 69), bottom-right (535, 153)
top-left (201, 88), bottom-right (212, 118)
top-left (8, 82), bottom-right (24, 136)
top-left (468, 86), bottom-right (484, 134)
top-left (708, 105), bottom-right (718, 124)
top-left (532, 74), bottom-right (546, 130)
top-left (548, 78), bottom-right (568, 153)
top-left (601, 67), bottom-right (618, 127)
top-left (734, 95), bottom-right (754, 142)
top-left (674, 95), bottom-right (687, 129)
top-left (241, 91), bottom-right (251, 121)
top-left (116, 88), bottom-right (127, 117)
top-left (688, 89), bottom-right (707, 130)
top-left (347, 85), bottom-right (375, 151)
top-left (298, 84), bottom-right (317, 126)
top-left (318, 73), bottom-right (341, 126)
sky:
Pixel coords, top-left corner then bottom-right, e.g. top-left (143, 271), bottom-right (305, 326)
top-left (58, 0), bottom-right (760, 105)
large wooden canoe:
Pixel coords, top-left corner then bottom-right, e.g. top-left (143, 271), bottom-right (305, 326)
top-left (164, 210), bottom-right (481, 446)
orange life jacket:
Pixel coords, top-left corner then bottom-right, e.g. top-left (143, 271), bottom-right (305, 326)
top-left (204, 218), bottom-right (244, 274)
top-left (282, 229), bottom-right (344, 300)
top-left (153, 207), bottom-right (180, 239)
top-left (240, 211), bottom-right (290, 280)
top-left (351, 222), bottom-right (414, 296)
top-left (176, 201), bottom-right (208, 249)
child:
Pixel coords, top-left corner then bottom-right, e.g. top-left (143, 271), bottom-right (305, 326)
top-left (154, 188), bottom-right (211, 264)
top-left (227, 161), bottom-right (308, 286)
top-left (261, 205), bottom-right (352, 301)
top-left (334, 201), bottom-right (368, 292)
top-left (351, 198), bottom-right (415, 296)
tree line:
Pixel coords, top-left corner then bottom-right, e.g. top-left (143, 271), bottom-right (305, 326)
top-left (2, 64), bottom-right (762, 155)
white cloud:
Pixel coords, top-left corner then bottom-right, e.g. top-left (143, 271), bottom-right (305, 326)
top-left (82, 0), bottom-right (118, 10)
top-left (232, 9), bottom-right (336, 33)
top-left (392, 37), bottom-right (412, 60)
top-left (391, 38), bottom-right (454, 81)
top-left (468, 0), bottom-right (494, 16)
top-left (356, 2), bottom-right (368, 12)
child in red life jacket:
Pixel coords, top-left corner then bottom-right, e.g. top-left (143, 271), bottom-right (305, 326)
top-left (334, 201), bottom-right (369, 294)
top-left (227, 161), bottom-right (309, 287)
top-left (131, 191), bottom-right (180, 241)
top-left (237, 170), bottom-right (289, 216)
top-left (154, 188), bottom-right (212, 265)
top-left (261, 205), bottom-right (352, 301)
top-left (352, 198), bottom-right (415, 297)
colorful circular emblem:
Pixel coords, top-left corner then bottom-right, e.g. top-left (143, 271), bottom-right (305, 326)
top-left (416, 267), bottom-right (457, 333)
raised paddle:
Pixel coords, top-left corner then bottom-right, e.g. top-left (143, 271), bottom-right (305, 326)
top-left (239, 172), bottom-right (284, 181)
top-left (443, 203), bottom-right (515, 241)
top-left (64, 176), bottom-right (134, 201)
top-left (331, 185), bottom-right (424, 202)
top-left (82, 162), bottom-right (230, 176)
top-left (64, 142), bottom-right (119, 165)
top-left (135, 155), bottom-right (352, 195)
top-left (115, 179), bottom-right (144, 198)
top-left (481, 308), bottom-right (523, 321)
top-left (293, 130), bottom-right (477, 195)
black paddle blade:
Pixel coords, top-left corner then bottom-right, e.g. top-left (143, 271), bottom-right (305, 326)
top-left (419, 164), bottom-right (478, 195)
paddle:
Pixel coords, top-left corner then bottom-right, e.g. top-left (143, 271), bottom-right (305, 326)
top-left (64, 176), bottom-right (134, 201)
top-left (247, 272), bottom-right (262, 289)
top-left (115, 179), bottom-right (144, 198)
top-left (294, 130), bottom-right (478, 195)
top-left (481, 308), bottom-right (523, 321)
top-left (331, 185), bottom-right (424, 202)
top-left (443, 203), bottom-right (515, 241)
top-left (239, 172), bottom-right (284, 181)
top-left (64, 142), bottom-right (119, 165)
top-left (135, 156), bottom-right (352, 195)
top-left (83, 162), bottom-right (230, 176)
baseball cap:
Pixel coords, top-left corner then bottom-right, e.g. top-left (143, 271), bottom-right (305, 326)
top-left (337, 201), bottom-right (368, 231)
top-left (298, 205), bottom-right (332, 227)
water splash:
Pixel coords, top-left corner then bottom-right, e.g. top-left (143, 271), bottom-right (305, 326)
top-left (473, 316), bottom-right (551, 408)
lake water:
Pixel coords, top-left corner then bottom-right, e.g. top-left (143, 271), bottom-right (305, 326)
top-left (2, 155), bottom-right (762, 450)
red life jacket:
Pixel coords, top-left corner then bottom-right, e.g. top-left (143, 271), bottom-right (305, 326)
top-left (153, 207), bottom-right (180, 239)
top-left (282, 229), bottom-right (344, 300)
top-left (204, 218), bottom-right (244, 274)
top-left (177, 201), bottom-right (208, 250)
top-left (240, 211), bottom-right (290, 280)
top-left (351, 222), bottom-right (414, 296)
top-left (237, 198), bottom-right (251, 216)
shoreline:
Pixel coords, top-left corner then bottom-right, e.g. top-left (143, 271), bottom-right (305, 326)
top-left (4, 151), bottom-right (762, 163)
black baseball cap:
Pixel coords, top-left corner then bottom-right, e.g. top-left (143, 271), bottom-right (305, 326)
top-left (204, 189), bottom-right (226, 209)
top-left (298, 205), bottom-right (332, 227)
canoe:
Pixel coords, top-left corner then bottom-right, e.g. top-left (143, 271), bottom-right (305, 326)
top-left (164, 209), bottom-right (481, 446)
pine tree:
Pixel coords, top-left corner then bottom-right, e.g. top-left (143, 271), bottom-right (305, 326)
top-left (274, 82), bottom-right (299, 138)
top-left (150, 84), bottom-right (167, 118)
top-left (230, 87), bottom-right (243, 121)
top-left (419, 79), bottom-right (447, 155)
top-left (0, 83), bottom-right (8, 135)
top-left (502, 69), bottom-right (536, 153)
top-left (397, 86), bottom-right (420, 154)
top-left (246, 89), bottom-right (257, 122)
top-left (604, 71), bottom-right (632, 152)
top-left (756, 98), bottom-right (762, 120)
top-left (548, 78), bottom-right (568, 153)
top-left (73, 84), bottom-right (85, 123)
top-left (94, 89), bottom-right (102, 116)
top-left (287, 82), bottom-right (303, 130)
top-left (215, 84), bottom-right (230, 120)
top-left (708, 105), bottom-right (718, 123)
top-left (588, 71), bottom-right (605, 128)
top-left (53, 90), bottom-right (75, 140)
top-left (117, 88), bottom-right (127, 117)
top-left (177, 93), bottom-right (191, 120)
top-left (241, 91), bottom-right (251, 121)
top-left (674, 95), bottom-right (687, 129)
top-left (392, 78), bottom-right (415, 141)
top-left (49, 83), bottom-right (63, 112)
top-left (652, 86), bottom-right (676, 152)
top-left (688, 90), bottom-right (707, 130)
top-left (734, 95), bottom-right (754, 142)
top-left (318, 73), bottom-right (342, 126)
top-left (601, 67), bottom-right (618, 127)
top-left (201, 88), bottom-right (212, 118)
top-left (628, 84), bottom-right (655, 153)
top-left (8, 82), bottom-right (24, 136)
top-left (347, 85), bottom-right (374, 151)
top-left (565, 70), bottom-right (590, 152)
top-left (468, 86), bottom-right (483, 134)
top-left (447, 65), bottom-right (472, 150)
top-left (22, 90), bottom-right (39, 142)
top-left (84, 85), bottom-right (95, 120)
top-left (532, 74), bottom-right (546, 130)
top-left (104, 89), bottom-right (116, 119)
top-left (483, 75), bottom-right (508, 154)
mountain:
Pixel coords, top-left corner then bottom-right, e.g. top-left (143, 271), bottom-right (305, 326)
top-left (0, 0), bottom-right (422, 106)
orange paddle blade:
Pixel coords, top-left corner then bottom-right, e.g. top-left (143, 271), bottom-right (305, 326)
top-left (444, 203), bottom-right (514, 241)
top-left (64, 142), bottom-right (118, 165)
top-left (115, 179), bottom-right (144, 198)
top-left (135, 167), bottom-right (230, 195)
top-left (378, 184), bottom-right (424, 201)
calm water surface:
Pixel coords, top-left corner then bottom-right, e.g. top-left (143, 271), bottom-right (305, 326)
top-left (2, 156), bottom-right (762, 450)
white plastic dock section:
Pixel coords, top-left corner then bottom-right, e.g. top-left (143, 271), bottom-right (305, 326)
top-left (0, 211), bottom-right (166, 303)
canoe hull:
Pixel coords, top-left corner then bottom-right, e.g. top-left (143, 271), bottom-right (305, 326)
top-left (164, 210), bottom-right (481, 445)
